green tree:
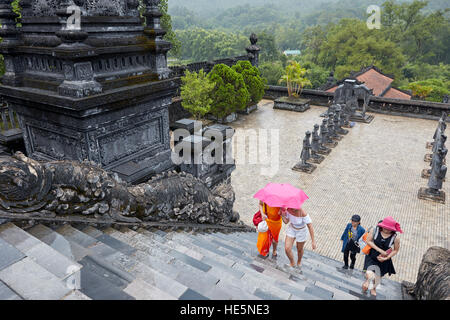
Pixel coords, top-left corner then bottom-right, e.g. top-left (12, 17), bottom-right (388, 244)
top-left (232, 60), bottom-right (267, 105)
top-left (208, 64), bottom-right (250, 119)
top-left (259, 61), bottom-right (285, 86)
top-left (314, 19), bottom-right (406, 81)
top-left (402, 78), bottom-right (449, 102)
top-left (278, 61), bottom-right (312, 97)
top-left (407, 83), bottom-right (434, 100)
top-left (180, 69), bottom-right (215, 120)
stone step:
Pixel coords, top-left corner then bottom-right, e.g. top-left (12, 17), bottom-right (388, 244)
top-left (169, 231), bottom-right (321, 300)
top-left (28, 224), bottom-right (90, 262)
top-left (61, 290), bottom-right (92, 300)
top-left (0, 236), bottom-right (25, 272)
top-left (102, 227), bottom-right (229, 299)
top-left (77, 255), bottom-right (135, 300)
top-left (52, 225), bottom-right (185, 300)
top-left (137, 228), bottom-right (305, 300)
top-left (134, 228), bottom-right (260, 300)
top-left (0, 280), bottom-right (22, 300)
top-left (0, 223), bottom-right (82, 286)
top-left (0, 257), bottom-right (72, 300)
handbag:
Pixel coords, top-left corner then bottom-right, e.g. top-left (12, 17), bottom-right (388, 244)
top-left (253, 203), bottom-right (267, 227)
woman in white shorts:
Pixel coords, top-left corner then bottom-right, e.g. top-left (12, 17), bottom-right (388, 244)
top-left (281, 207), bottom-right (317, 269)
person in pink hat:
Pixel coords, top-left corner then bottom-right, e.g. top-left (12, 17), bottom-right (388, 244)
top-left (362, 216), bottom-right (402, 297)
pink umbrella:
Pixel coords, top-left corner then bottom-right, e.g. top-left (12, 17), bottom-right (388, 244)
top-left (253, 183), bottom-right (309, 209)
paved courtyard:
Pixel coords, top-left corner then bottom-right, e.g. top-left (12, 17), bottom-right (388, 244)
top-left (230, 99), bottom-right (449, 284)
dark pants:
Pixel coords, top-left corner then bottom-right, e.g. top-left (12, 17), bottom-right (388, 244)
top-left (344, 250), bottom-right (357, 267)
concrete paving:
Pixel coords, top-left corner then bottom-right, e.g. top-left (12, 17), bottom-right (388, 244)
top-left (230, 100), bottom-right (449, 284)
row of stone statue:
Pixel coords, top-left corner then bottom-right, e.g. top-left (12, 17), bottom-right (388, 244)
top-left (418, 112), bottom-right (447, 204)
top-left (292, 104), bottom-right (351, 173)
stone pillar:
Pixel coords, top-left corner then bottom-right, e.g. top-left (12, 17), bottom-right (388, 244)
top-left (143, 0), bottom-right (172, 80)
top-left (246, 33), bottom-right (260, 67)
top-left (0, 0), bottom-right (23, 86)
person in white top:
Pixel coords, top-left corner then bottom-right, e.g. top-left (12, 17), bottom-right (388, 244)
top-left (281, 207), bottom-right (317, 269)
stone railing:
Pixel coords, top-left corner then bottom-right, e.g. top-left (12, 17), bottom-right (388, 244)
top-left (264, 85), bottom-right (450, 121)
top-left (169, 55), bottom-right (249, 78)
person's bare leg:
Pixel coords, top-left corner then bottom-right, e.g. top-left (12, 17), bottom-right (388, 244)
top-left (362, 271), bottom-right (372, 292)
top-left (272, 241), bottom-right (278, 257)
top-left (296, 241), bottom-right (306, 267)
top-left (371, 277), bottom-right (379, 296)
top-left (285, 236), bottom-right (296, 266)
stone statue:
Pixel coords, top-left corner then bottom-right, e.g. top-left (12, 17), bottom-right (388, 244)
top-left (443, 95), bottom-right (449, 104)
top-left (427, 113), bottom-right (447, 149)
top-left (428, 149), bottom-right (447, 191)
top-left (334, 107), bottom-right (348, 135)
top-left (318, 120), bottom-right (332, 155)
top-left (322, 118), bottom-right (337, 148)
top-left (402, 246), bottom-right (450, 300)
top-left (320, 103), bottom-right (336, 118)
top-left (310, 125), bottom-right (325, 164)
top-left (419, 147), bottom-right (447, 204)
top-left (328, 113), bottom-right (342, 141)
top-left (292, 131), bottom-right (317, 173)
top-left (0, 152), bottom-right (240, 224)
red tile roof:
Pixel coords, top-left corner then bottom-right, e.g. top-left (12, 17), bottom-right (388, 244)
top-left (383, 87), bottom-right (412, 100)
top-left (326, 67), bottom-right (411, 100)
top-left (356, 68), bottom-right (393, 96)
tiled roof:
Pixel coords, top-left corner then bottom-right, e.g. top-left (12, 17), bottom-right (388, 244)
top-left (325, 66), bottom-right (411, 100)
top-left (383, 87), bottom-right (412, 100)
top-left (356, 68), bottom-right (393, 96)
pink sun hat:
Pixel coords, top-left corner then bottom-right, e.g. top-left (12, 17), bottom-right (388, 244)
top-left (378, 216), bottom-right (403, 233)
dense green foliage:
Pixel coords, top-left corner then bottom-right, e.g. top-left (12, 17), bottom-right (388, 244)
top-left (180, 69), bottom-right (215, 119)
top-left (401, 78), bottom-right (450, 101)
top-left (208, 64), bottom-right (250, 119)
top-left (232, 60), bottom-right (267, 104)
top-left (169, 0), bottom-right (449, 102)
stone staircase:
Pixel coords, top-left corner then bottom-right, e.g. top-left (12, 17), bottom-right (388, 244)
top-left (0, 221), bottom-right (404, 300)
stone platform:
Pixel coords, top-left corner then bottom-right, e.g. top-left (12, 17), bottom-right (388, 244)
top-left (230, 100), bottom-right (450, 284)
top-left (274, 97), bottom-right (311, 112)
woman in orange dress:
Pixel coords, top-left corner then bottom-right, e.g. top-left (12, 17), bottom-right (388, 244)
top-left (256, 201), bottom-right (283, 257)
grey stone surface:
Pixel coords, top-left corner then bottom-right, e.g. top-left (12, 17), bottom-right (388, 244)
top-left (0, 280), bottom-right (22, 300)
top-left (254, 288), bottom-right (283, 300)
top-left (78, 256), bottom-right (134, 300)
top-left (28, 224), bottom-right (89, 262)
top-left (61, 290), bottom-right (92, 301)
top-left (124, 279), bottom-right (177, 300)
top-left (305, 285), bottom-right (334, 299)
top-left (179, 288), bottom-right (209, 300)
top-left (0, 257), bottom-right (72, 300)
top-left (0, 223), bottom-right (82, 281)
top-left (0, 237), bottom-right (25, 271)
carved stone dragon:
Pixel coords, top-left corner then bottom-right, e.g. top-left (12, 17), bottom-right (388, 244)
top-left (0, 152), bottom-right (240, 225)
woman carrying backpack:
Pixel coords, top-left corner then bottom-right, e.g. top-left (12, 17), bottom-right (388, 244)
top-left (362, 216), bottom-right (402, 297)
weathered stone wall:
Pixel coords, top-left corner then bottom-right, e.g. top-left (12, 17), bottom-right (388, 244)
top-left (264, 85), bottom-right (450, 121)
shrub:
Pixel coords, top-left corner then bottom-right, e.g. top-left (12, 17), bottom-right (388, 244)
top-left (278, 61), bottom-right (311, 98)
top-left (232, 60), bottom-right (267, 105)
top-left (208, 64), bottom-right (250, 119)
top-left (259, 61), bottom-right (285, 86)
top-left (180, 69), bottom-right (215, 120)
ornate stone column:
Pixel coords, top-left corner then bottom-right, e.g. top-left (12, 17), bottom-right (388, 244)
top-left (143, 0), bottom-right (172, 79)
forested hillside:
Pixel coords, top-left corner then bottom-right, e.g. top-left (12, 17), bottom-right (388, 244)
top-left (168, 0), bottom-right (449, 102)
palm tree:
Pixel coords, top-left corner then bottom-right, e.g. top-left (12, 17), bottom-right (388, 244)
top-left (279, 61), bottom-right (312, 98)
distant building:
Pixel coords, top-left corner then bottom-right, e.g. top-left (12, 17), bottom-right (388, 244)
top-left (324, 66), bottom-right (412, 100)
top-left (283, 50), bottom-right (301, 56)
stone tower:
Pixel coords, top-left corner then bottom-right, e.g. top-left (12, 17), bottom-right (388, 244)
top-left (0, 0), bottom-right (177, 183)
